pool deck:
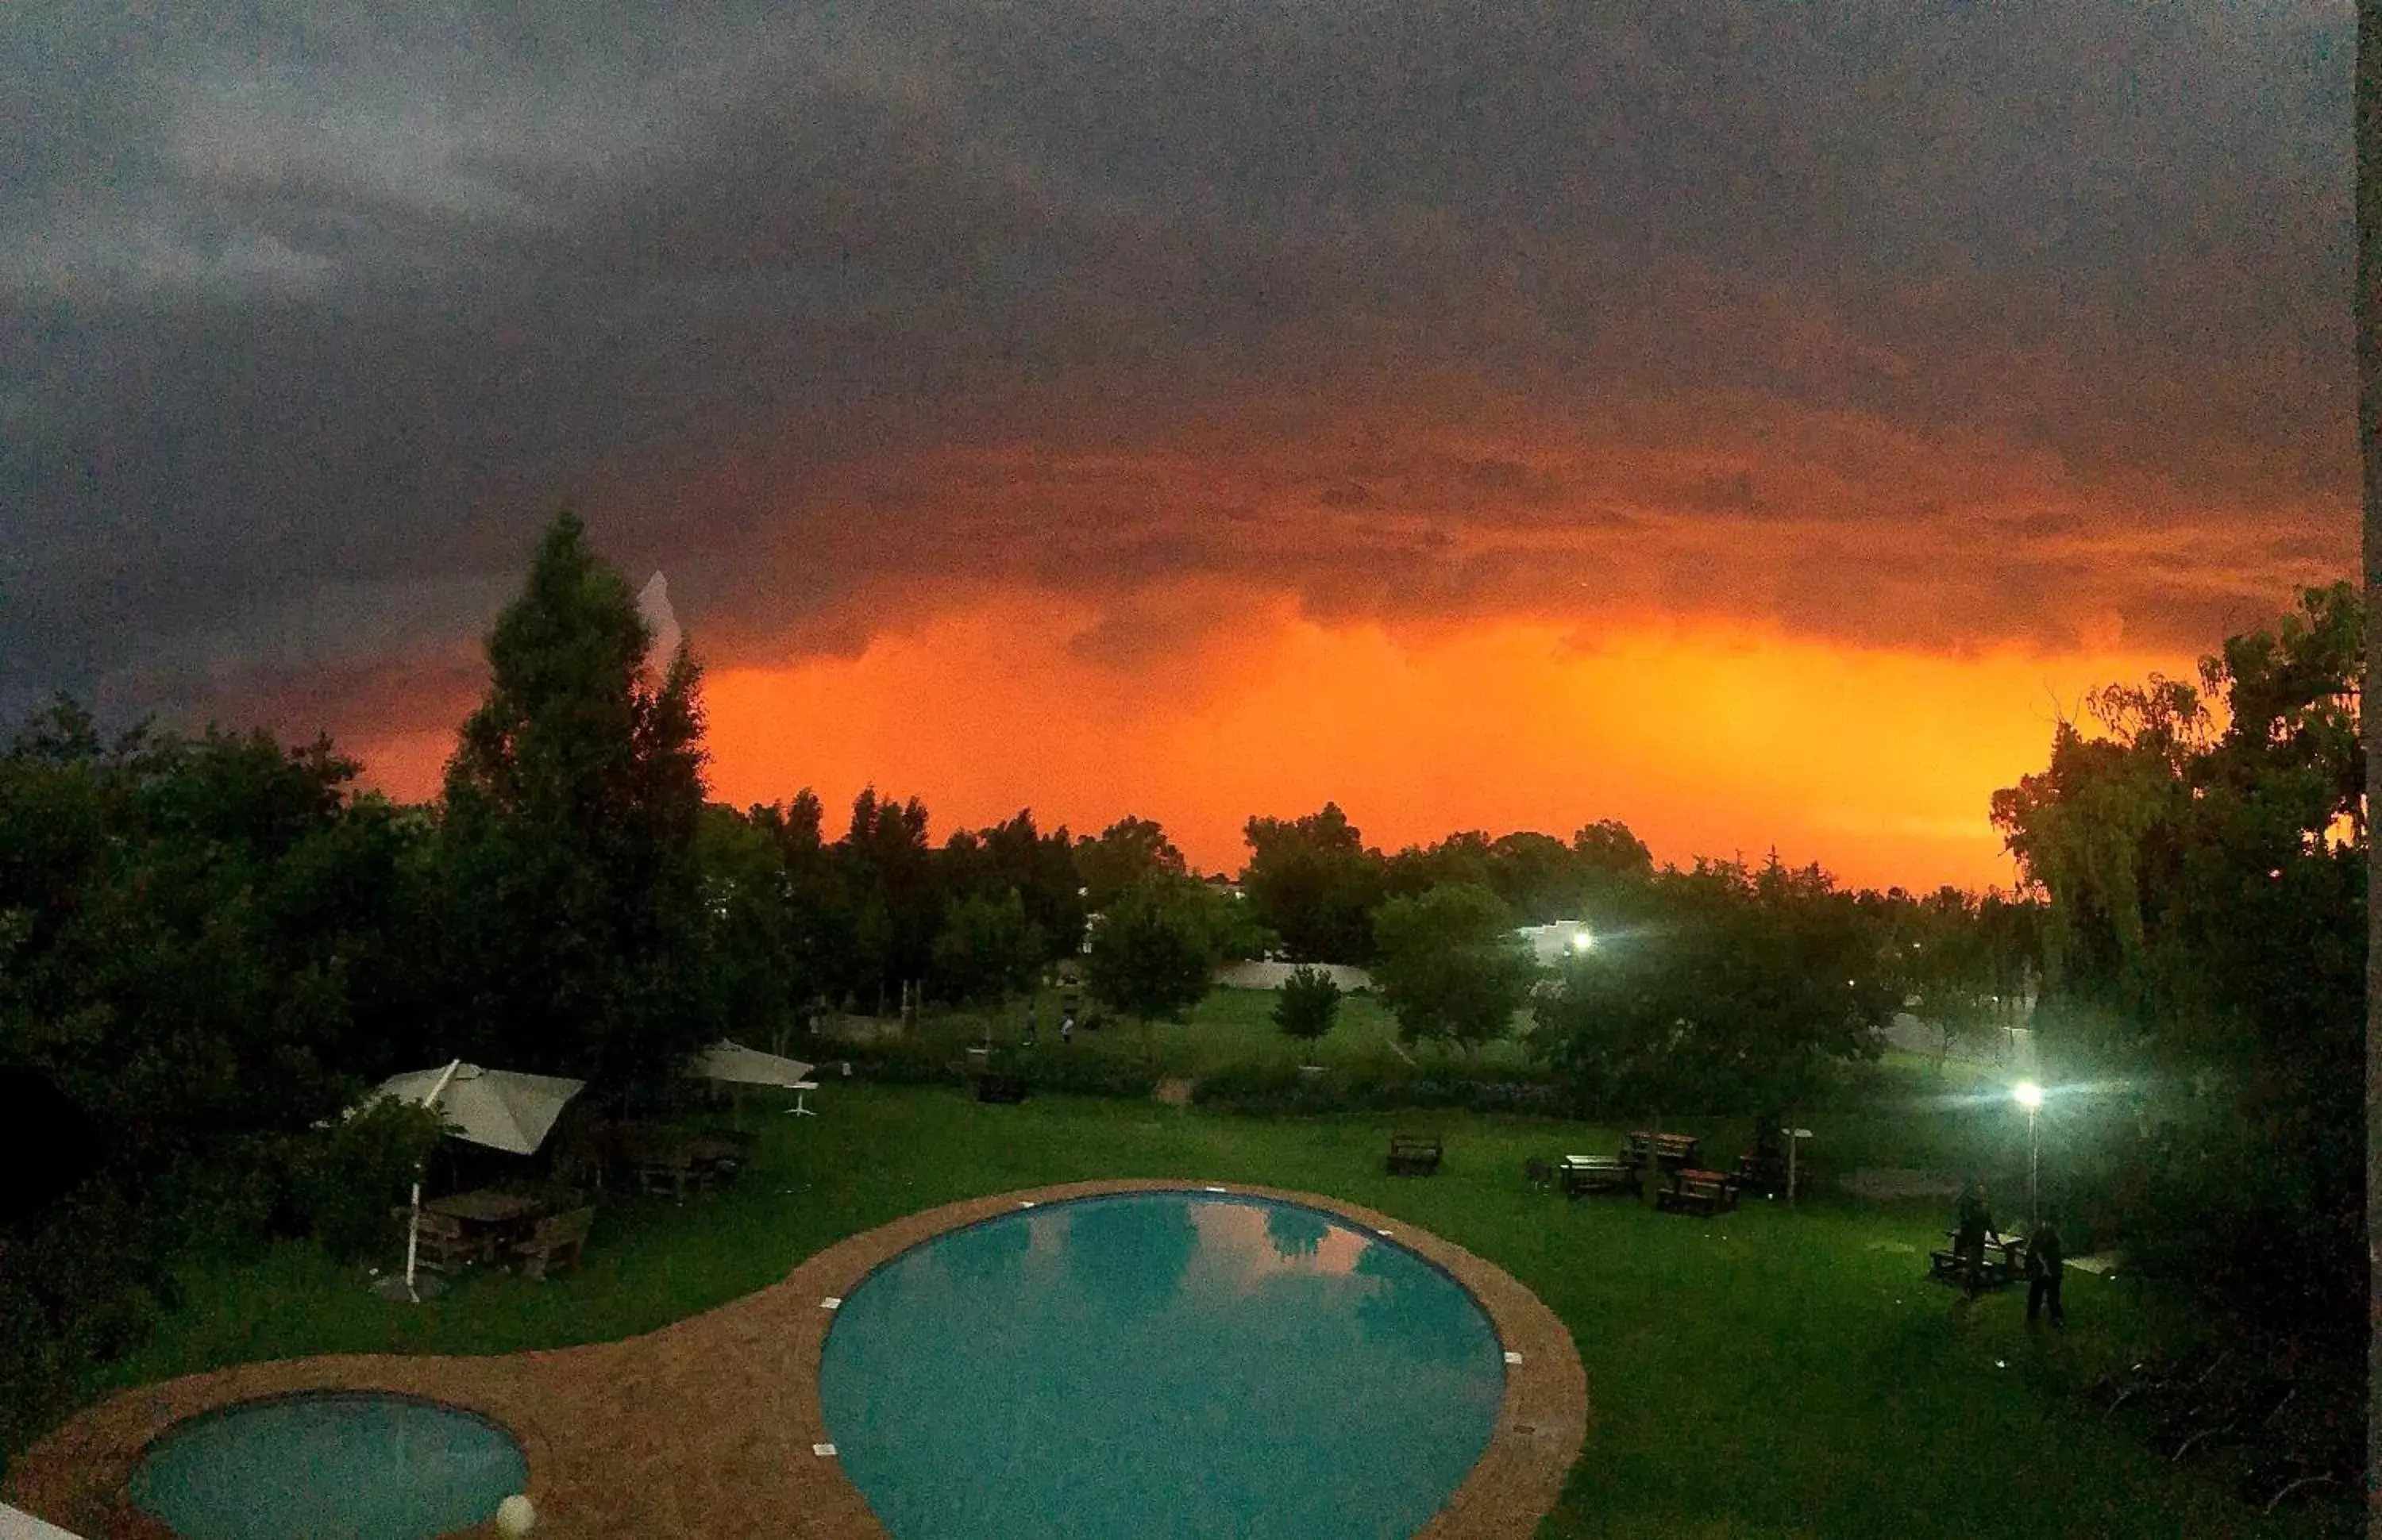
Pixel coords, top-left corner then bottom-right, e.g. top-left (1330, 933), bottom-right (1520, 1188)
top-left (6, 1180), bottom-right (1586, 1538)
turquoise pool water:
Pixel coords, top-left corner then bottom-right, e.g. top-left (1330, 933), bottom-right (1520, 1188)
top-left (819, 1191), bottom-right (1505, 1538)
top-left (126, 1391), bottom-right (526, 1540)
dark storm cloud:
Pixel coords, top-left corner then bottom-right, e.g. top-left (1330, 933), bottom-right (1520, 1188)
top-left (0, 0), bottom-right (2356, 737)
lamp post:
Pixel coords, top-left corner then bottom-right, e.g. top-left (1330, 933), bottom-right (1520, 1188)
top-left (2013, 1080), bottom-right (2044, 1234)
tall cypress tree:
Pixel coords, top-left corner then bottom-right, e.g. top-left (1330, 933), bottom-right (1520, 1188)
top-left (437, 509), bottom-right (711, 1091)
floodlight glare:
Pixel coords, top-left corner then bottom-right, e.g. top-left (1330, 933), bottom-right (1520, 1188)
top-left (1571, 930), bottom-right (1594, 952)
top-left (2013, 1081), bottom-right (2043, 1110)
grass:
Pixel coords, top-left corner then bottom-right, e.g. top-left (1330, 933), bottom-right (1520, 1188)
top-left (56, 1084), bottom-right (2352, 1538)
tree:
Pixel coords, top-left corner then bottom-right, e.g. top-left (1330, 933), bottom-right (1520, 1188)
top-left (1075, 816), bottom-right (1187, 914)
top-left (1486, 830), bottom-right (1586, 922)
top-left (837, 787), bottom-right (936, 1010)
top-left (1530, 857), bottom-right (1892, 1117)
top-left (931, 887), bottom-right (1046, 1019)
top-left (0, 701), bottom-right (435, 1446)
top-left (1369, 884), bottom-right (1536, 1056)
top-left (1991, 584), bottom-right (2365, 1349)
top-left (1239, 803), bottom-right (1386, 961)
top-left (1384, 830), bottom-right (1497, 903)
top-left (1271, 964), bottom-right (1343, 1046)
top-left (1081, 875), bottom-right (1220, 1052)
top-left (693, 803), bottom-right (811, 1055)
top-left (437, 508), bottom-right (712, 1091)
top-left (1901, 887), bottom-right (2000, 1074)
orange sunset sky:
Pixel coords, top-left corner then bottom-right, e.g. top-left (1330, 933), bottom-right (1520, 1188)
top-left (3, 5), bottom-right (2356, 895)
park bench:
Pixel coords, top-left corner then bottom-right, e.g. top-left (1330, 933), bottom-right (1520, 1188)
top-left (512, 1206), bottom-right (595, 1281)
top-left (1624, 1131), bottom-right (1701, 1172)
top-left (1386, 1134), bottom-right (1443, 1176)
top-left (1734, 1146), bottom-right (1789, 1198)
top-left (392, 1207), bottom-right (478, 1272)
top-left (1655, 1168), bottom-right (1736, 1217)
top-left (977, 1073), bottom-right (1027, 1104)
top-left (1559, 1154), bottom-right (1640, 1199)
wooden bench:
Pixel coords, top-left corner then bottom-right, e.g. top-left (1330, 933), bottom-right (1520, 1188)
top-left (1559, 1154), bottom-right (1640, 1198)
top-left (1734, 1148), bottom-right (1789, 1198)
top-left (633, 1152), bottom-right (707, 1204)
top-left (1623, 1131), bottom-right (1702, 1173)
top-left (513, 1207), bottom-right (595, 1281)
top-left (1655, 1168), bottom-right (1738, 1217)
top-left (402, 1209), bottom-right (478, 1272)
top-left (1386, 1134), bottom-right (1443, 1176)
top-left (977, 1074), bottom-right (1027, 1104)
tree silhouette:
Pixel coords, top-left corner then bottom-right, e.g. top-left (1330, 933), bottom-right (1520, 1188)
top-left (437, 508), bottom-right (711, 1090)
top-left (1064, 1197), bottom-right (1199, 1319)
top-left (1263, 1205), bottom-right (1331, 1262)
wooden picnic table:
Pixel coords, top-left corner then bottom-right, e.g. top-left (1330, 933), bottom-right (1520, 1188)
top-left (1623, 1131), bottom-right (1702, 1172)
top-left (685, 1135), bottom-right (744, 1167)
top-left (1655, 1167), bottom-right (1739, 1217)
top-left (1931, 1229), bottom-right (2027, 1287)
top-left (424, 1189), bottom-right (548, 1262)
top-left (1559, 1153), bottom-right (1640, 1198)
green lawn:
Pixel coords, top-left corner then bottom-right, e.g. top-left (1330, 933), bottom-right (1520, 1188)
top-left (67, 1085), bottom-right (2350, 1538)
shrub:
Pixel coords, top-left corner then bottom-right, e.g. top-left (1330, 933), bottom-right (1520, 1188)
top-left (1271, 966), bottom-right (1342, 1045)
top-left (0, 1179), bottom-right (178, 1457)
top-left (289, 1096), bottom-right (444, 1265)
top-left (1189, 1060), bottom-right (1567, 1117)
top-left (838, 1038), bottom-right (962, 1085)
top-left (1019, 1053), bottom-right (1158, 1100)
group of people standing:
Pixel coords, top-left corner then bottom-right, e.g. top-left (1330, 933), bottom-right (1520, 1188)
top-left (1016, 999), bottom-right (1077, 1049)
top-left (1953, 1177), bottom-right (2065, 1325)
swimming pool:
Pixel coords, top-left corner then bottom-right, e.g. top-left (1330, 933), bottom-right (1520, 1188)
top-left (818, 1190), bottom-right (1505, 1538)
top-left (125, 1390), bottom-right (527, 1540)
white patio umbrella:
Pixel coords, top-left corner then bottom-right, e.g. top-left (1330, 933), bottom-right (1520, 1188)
top-left (371, 1061), bottom-right (587, 1302)
top-left (377, 1061), bottom-right (588, 1155)
top-left (684, 1040), bottom-right (819, 1117)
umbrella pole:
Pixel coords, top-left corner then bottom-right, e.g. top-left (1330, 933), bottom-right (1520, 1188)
top-left (410, 1058), bottom-right (463, 1303)
top-left (404, 1177), bottom-right (424, 1303)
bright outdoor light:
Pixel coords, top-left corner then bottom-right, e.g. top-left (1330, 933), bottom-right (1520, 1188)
top-left (1570, 930), bottom-right (1594, 952)
top-left (2013, 1081), bottom-right (2043, 1110)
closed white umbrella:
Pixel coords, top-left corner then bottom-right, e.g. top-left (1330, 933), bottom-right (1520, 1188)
top-left (685, 1041), bottom-right (819, 1118)
top-left (685, 1041), bottom-right (814, 1090)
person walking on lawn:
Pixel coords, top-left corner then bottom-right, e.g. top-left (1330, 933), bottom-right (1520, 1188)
top-left (1954, 1177), bottom-right (1995, 1300)
top-left (2025, 1211), bottom-right (2065, 1326)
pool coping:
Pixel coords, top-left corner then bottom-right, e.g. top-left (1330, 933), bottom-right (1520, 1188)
top-left (5, 1179), bottom-right (1586, 1538)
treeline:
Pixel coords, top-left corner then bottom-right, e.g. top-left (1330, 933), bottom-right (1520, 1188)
top-left (0, 508), bottom-right (2200, 1455)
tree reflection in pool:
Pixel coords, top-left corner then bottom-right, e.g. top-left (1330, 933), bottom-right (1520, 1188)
top-left (819, 1192), bottom-right (1502, 1539)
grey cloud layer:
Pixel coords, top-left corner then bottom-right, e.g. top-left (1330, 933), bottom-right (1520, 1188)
top-left (0, 0), bottom-right (2354, 733)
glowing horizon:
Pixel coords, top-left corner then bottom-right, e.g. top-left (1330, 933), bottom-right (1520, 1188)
top-left (353, 591), bottom-right (2197, 895)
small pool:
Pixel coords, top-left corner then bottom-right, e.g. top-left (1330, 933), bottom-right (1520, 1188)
top-left (126, 1391), bottom-right (527, 1540)
top-left (819, 1191), bottom-right (1505, 1538)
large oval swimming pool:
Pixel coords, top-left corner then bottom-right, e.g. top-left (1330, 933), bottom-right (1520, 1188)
top-left (818, 1190), bottom-right (1505, 1538)
top-left (125, 1390), bottom-right (526, 1540)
